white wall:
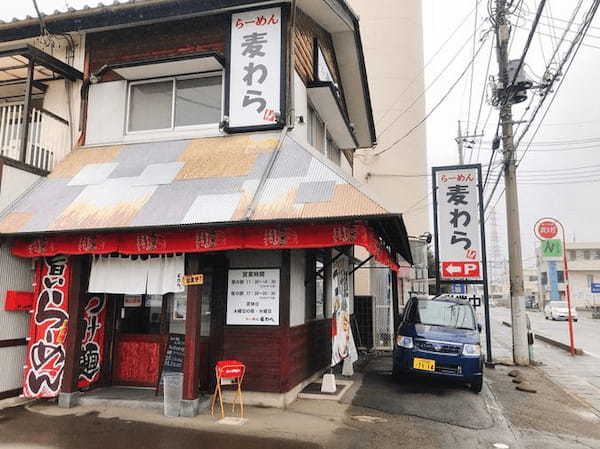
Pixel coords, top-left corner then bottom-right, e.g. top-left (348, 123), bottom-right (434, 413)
top-left (290, 70), bottom-right (309, 146)
top-left (0, 165), bottom-right (40, 212)
top-left (290, 250), bottom-right (306, 327)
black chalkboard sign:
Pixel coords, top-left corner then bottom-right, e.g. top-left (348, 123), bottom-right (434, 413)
top-left (156, 334), bottom-right (185, 393)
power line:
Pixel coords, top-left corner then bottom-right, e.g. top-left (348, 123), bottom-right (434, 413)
top-left (516, 0), bottom-right (600, 165)
top-left (466, 0), bottom-right (481, 135)
top-left (375, 0), bottom-right (483, 126)
top-left (372, 34), bottom-right (491, 157)
top-left (376, 24), bottom-right (484, 140)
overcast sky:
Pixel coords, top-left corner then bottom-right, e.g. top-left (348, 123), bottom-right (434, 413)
top-left (2, 1), bottom-right (599, 269)
top-left (422, 0), bottom-right (600, 269)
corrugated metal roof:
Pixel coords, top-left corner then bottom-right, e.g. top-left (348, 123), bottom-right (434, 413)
top-left (0, 132), bottom-right (391, 235)
top-left (0, 0), bottom-right (157, 26)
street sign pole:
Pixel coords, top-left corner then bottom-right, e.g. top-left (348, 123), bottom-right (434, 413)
top-left (477, 165), bottom-right (493, 364)
top-left (560, 221), bottom-right (576, 356)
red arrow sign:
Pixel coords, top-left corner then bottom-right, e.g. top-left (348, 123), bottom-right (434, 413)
top-left (441, 261), bottom-right (481, 278)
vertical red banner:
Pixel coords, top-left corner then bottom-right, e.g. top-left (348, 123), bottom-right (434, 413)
top-left (23, 256), bottom-right (71, 398)
top-left (78, 295), bottom-right (106, 388)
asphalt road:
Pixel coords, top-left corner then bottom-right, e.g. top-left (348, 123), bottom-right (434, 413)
top-left (492, 306), bottom-right (600, 356)
top-left (347, 354), bottom-right (493, 430)
top-left (0, 406), bottom-right (320, 449)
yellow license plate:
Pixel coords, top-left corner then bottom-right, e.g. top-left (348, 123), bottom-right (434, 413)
top-left (413, 357), bottom-right (436, 372)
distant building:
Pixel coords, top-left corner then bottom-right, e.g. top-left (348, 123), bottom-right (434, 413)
top-left (348, 0), bottom-right (428, 349)
top-left (536, 242), bottom-right (600, 309)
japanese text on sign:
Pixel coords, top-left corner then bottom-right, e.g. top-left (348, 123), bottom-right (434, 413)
top-left (226, 269), bottom-right (279, 325)
top-left (229, 7), bottom-right (282, 129)
top-left (23, 256), bottom-right (71, 398)
top-left (434, 166), bottom-right (483, 280)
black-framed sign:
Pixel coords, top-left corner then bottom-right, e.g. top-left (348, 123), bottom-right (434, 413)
top-left (226, 268), bottom-right (280, 325)
top-left (224, 5), bottom-right (288, 133)
top-left (432, 163), bottom-right (492, 362)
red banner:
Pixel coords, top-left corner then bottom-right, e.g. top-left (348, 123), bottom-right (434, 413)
top-left (77, 295), bottom-right (107, 389)
top-left (12, 222), bottom-right (399, 271)
top-left (23, 256), bottom-right (71, 398)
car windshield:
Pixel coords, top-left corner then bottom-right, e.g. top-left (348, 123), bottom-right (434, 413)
top-left (550, 302), bottom-right (568, 308)
top-left (408, 299), bottom-right (476, 330)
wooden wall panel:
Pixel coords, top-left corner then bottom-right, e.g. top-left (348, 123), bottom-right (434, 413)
top-left (286, 319), bottom-right (331, 390)
top-left (294, 9), bottom-right (340, 86)
top-left (87, 15), bottom-right (228, 77)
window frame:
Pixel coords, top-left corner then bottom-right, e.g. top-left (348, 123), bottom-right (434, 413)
top-left (125, 71), bottom-right (224, 135)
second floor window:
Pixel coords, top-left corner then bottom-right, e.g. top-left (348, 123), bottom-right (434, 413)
top-left (307, 104), bottom-right (342, 167)
top-left (127, 73), bottom-right (222, 133)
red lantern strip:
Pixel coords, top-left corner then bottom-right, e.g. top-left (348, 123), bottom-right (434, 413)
top-left (12, 222), bottom-right (400, 271)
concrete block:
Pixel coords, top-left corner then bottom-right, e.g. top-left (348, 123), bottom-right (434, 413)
top-left (342, 359), bottom-right (354, 377)
top-left (58, 392), bottom-right (80, 409)
top-left (321, 373), bottom-right (336, 393)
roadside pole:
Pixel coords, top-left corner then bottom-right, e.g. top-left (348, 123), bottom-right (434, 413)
top-left (560, 221), bottom-right (576, 356)
top-left (495, 0), bottom-right (530, 366)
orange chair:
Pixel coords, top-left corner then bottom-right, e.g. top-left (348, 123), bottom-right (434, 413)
top-left (210, 360), bottom-right (246, 419)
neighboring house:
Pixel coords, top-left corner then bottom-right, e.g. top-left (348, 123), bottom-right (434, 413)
top-left (537, 242), bottom-right (600, 309)
top-left (0, 41), bottom-right (84, 399)
top-left (347, 0), bottom-right (428, 349)
top-left (0, 0), bottom-right (413, 413)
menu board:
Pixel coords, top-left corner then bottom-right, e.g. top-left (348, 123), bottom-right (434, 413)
top-left (226, 269), bottom-right (279, 326)
top-left (157, 333), bottom-right (185, 390)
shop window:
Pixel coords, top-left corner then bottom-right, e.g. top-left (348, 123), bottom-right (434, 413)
top-left (307, 104), bottom-right (325, 154)
top-left (557, 270), bottom-right (565, 283)
top-left (326, 133), bottom-right (341, 166)
top-left (306, 249), bottom-right (328, 320)
top-left (127, 73), bottom-right (222, 133)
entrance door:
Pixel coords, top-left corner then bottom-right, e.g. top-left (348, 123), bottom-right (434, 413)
top-left (112, 294), bottom-right (167, 387)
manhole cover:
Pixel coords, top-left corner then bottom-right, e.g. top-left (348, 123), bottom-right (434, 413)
top-left (351, 415), bottom-right (388, 423)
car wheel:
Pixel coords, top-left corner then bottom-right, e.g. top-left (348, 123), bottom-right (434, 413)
top-left (471, 377), bottom-right (483, 394)
top-left (545, 315), bottom-right (548, 320)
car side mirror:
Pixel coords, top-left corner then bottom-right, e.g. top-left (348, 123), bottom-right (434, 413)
top-left (477, 323), bottom-right (482, 333)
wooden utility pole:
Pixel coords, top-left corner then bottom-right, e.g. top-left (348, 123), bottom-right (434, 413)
top-left (495, 0), bottom-right (530, 365)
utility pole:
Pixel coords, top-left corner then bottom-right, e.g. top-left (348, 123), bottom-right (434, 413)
top-left (456, 120), bottom-right (485, 166)
top-left (495, 0), bottom-right (530, 365)
top-left (457, 121), bottom-right (464, 164)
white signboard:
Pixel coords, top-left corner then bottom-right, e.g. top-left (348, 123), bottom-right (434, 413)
top-left (228, 7), bottom-right (282, 129)
top-left (226, 268), bottom-right (279, 325)
top-left (433, 165), bottom-right (483, 281)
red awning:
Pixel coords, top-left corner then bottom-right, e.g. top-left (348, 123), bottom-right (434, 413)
top-left (11, 221), bottom-right (400, 271)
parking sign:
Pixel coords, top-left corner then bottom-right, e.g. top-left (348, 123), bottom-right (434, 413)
top-left (432, 165), bottom-right (484, 281)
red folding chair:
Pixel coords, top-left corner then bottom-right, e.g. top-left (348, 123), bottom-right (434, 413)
top-left (210, 360), bottom-right (246, 419)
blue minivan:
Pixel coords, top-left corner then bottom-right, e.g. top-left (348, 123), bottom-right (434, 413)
top-left (392, 294), bottom-right (484, 393)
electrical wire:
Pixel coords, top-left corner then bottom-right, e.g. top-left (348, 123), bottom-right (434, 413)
top-left (466, 0), bottom-right (480, 136)
top-left (375, 0), bottom-right (483, 126)
top-left (376, 25), bottom-right (484, 141)
top-left (372, 34), bottom-right (491, 158)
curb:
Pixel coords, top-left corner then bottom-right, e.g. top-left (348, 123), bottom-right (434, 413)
top-left (501, 321), bottom-right (584, 355)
